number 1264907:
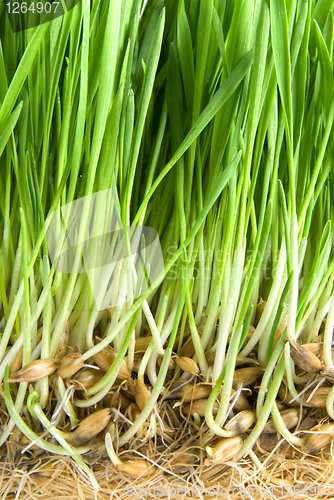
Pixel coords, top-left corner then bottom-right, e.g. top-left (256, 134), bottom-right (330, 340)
top-left (6, 2), bottom-right (60, 14)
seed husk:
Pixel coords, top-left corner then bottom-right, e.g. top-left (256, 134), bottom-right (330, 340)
top-left (205, 436), bottom-right (243, 464)
top-left (303, 387), bottom-right (331, 407)
top-left (276, 402), bottom-right (287, 411)
top-left (125, 403), bottom-right (145, 437)
top-left (7, 425), bottom-right (22, 461)
top-left (288, 337), bottom-right (324, 373)
top-left (7, 358), bottom-right (59, 382)
top-left (255, 299), bottom-right (266, 325)
top-left (126, 402), bottom-right (141, 421)
top-left (56, 353), bottom-right (84, 379)
top-left (92, 345), bottom-right (130, 380)
top-left (181, 325), bottom-right (206, 358)
top-left (104, 391), bottom-right (132, 411)
top-left (84, 422), bottom-right (116, 463)
top-left (134, 336), bottom-right (152, 353)
top-left (263, 408), bottom-right (300, 433)
top-left (165, 383), bottom-right (212, 402)
top-left (68, 408), bottom-right (112, 447)
top-left (71, 368), bottom-right (104, 390)
top-left (206, 348), bottom-right (259, 367)
top-left (134, 378), bottom-right (150, 411)
top-left (131, 354), bottom-right (143, 373)
top-left (232, 367), bottom-right (263, 388)
top-left (302, 343), bottom-right (323, 356)
top-left (258, 432), bottom-right (280, 453)
top-left (235, 357), bottom-right (259, 367)
top-left (224, 410), bottom-right (256, 436)
top-left (55, 321), bottom-right (70, 360)
top-left (230, 388), bottom-right (251, 411)
top-left (301, 423), bottom-right (334, 454)
top-left (9, 326), bottom-right (44, 375)
top-left (321, 366), bottom-right (334, 384)
top-left (117, 459), bottom-right (152, 477)
top-left (157, 354), bottom-right (175, 370)
top-left (278, 384), bottom-right (300, 407)
top-left (273, 316), bottom-right (288, 348)
top-left (319, 350), bottom-right (334, 364)
top-left (182, 398), bottom-right (219, 417)
top-left (228, 325), bottom-right (255, 346)
top-left (175, 356), bottom-right (199, 376)
top-left (84, 440), bottom-right (109, 463)
top-left (181, 384), bottom-right (212, 402)
top-left (182, 336), bottom-right (195, 358)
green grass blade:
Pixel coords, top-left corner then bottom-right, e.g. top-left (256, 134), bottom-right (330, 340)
top-left (133, 48), bottom-right (254, 225)
top-left (0, 23), bottom-right (49, 130)
top-left (270, 0), bottom-right (293, 144)
top-left (0, 102), bottom-right (22, 157)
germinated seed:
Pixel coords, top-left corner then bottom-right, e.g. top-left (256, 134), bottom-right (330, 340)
top-left (182, 398), bottom-right (219, 417)
top-left (321, 366), bottom-right (334, 384)
top-left (255, 299), bottom-right (266, 325)
top-left (68, 408), bottom-right (112, 447)
top-left (205, 436), bottom-right (243, 465)
top-left (118, 459), bottom-right (152, 477)
top-left (126, 402), bottom-right (141, 421)
top-left (303, 387), bottom-right (331, 407)
top-left (131, 354), bottom-right (143, 373)
top-left (232, 367), bottom-right (263, 388)
top-left (182, 336), bottom-right (195, 358)
top-left (302, 343), bottom-right (323, 356)
top-left (157, 354), bottom-right (175, 370)
top-left (125, 403), bottom-right (145, 438)
top-left (175, 356), bottom-right (199, 376)
top-left (9, 326), bottom-right (43, 375)
top-left (165, 383), bottom-right (212, 402)
top-left (288, 337), bottom-right (323, 374)
top-left (72, 368), bottom-right (104, 390)
top-left (263, 408), bottom-right (300, 433)
top-left (104, 391), bottom-right (132, 411)
top-left (170, 449), bottom-right (198, 473)
top-left (7, 358), bottom-right (59, 382)
top-left (301, 423), bottom-right (334, 454)
top-left (134, 336), bottom-right (152, 353)
top-left (235, 357), bottom-right (259, 367)
top-left (55, 321), bottom-right (70, 360)
top-left (92, 345), bottom-right (130, 380)
top-left (134, 378), bottom-right (150, 411)
top-left (56, 353), bottom-right (84, 379)
top-left (273, 316), bottom-right (288, 348)
top-left (224, 410), bottom-right (256, 436)
top-left (230, 388), bottom-right (251, 411)
top-left (180, 384), bottom-right (212, 402)
top-left (278, 384), bottom-right (300, 407)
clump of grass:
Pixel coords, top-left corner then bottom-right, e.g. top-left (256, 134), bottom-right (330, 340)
top-left (1, 0), bottom-right (334, 495)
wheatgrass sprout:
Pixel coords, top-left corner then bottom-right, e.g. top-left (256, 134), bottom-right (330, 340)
top-left (1, 0), bottom-right (334, 495)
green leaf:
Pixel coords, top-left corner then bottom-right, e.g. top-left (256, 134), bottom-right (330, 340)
top-left (133, 48), bottom-right (254, 225)
top-left (0, 22), bottom-right (49, 130)
top-left (270, 0), bottom-right (293, 144)
top-left (0, 102), bottom-right (23, 158)
top-left (314, 20), bottom-right (334, 120)
top-left (177, 0), bottom-right (195, 115)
